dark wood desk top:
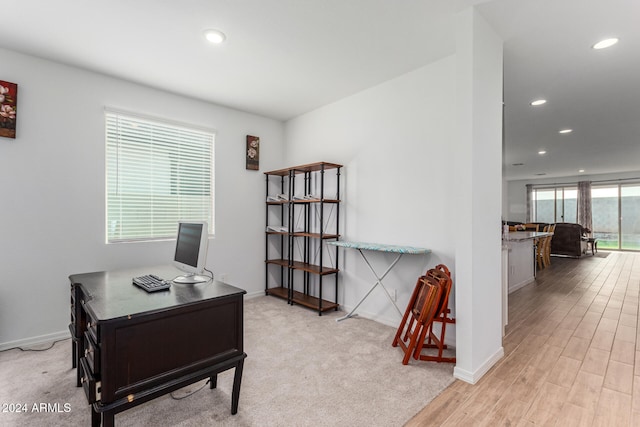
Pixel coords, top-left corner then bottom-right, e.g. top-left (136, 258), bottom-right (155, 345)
top-left (69, 265), bottom-right (246, 321)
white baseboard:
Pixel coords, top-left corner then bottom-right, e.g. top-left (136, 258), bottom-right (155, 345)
top-left (508, 277), bottom-right (534, 294)
top-left (453, 346), bottom-right (504, 384)
top-left (244, 290), bottom-right (267, 299)
top-left (336, 305), bottom-right (457, 347)
top-left (334, 304), bottom-right (400, 328)
top-left (0, 330), bottom-right (71, 352)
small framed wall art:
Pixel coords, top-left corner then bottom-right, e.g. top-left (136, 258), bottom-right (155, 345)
top-left (246, 135), bottom-right (260, 170)
top-left (0, 80), bottom-right (17, 139)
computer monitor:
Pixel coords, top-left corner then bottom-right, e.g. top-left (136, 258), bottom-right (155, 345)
top-left (173, 221), bottom-right (210, 284)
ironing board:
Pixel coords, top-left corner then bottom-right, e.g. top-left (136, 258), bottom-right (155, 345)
top-left (327, 241), bottom-right (431, 322)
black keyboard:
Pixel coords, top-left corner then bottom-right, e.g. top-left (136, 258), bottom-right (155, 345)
top-left (132, 274), bottom-right (171, 292)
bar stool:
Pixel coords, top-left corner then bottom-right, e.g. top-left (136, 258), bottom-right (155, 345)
top-left (536, 224), bottom-right (555, 269)
top-left (543, 224), bottom-right (556, 267)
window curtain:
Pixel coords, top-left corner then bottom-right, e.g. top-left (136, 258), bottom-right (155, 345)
top-left (577, 181), bottom-right (592, 236)
top-left (526, 184), bottom-right (533, 222)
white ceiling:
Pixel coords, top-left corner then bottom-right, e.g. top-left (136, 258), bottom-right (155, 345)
top-left (0, 0), bottom-right (481, 120)
top-left (478, 0), bottom-right (640, 181)
top-left (1, 0), bottom-right (638, 181)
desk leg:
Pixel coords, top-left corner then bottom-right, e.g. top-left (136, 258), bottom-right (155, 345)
top-left (102, 412), bottom-right (114, 427)
top-left (91, 405), bottom-right (100, 427)
top-left (76, 339), bottom-right (85, 387)
top-left (337, 251), bottom-right (404, 322)
top-left (76, 358), bottom-right (82, 387)
top-left (231, 359), bottom-right (245, 415)
top-left (72, 339), bottom-right (77, 368)
top-left (210, 374), bottom-right (218, 389)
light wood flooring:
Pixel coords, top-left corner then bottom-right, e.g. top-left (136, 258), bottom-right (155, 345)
top-left (406, 251), bottom-right (640, 426)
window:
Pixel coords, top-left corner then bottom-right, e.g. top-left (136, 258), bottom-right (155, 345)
top-left (106, 110), bottom-right (215, 243)
top-left (533, 189), bottom-right (555, 223)
top-left (532, 186), bottom-right (577, 223)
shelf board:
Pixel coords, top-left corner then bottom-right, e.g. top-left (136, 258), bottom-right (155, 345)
top-left (265, 259), bottom-right (339, 275)
top-left (266, 288), bottom-right (338, 312)
top-left (266, 232), bottom-right (340, 239)
top-left (264, 161), bottom-right (343, 176)
top-left (266, 259), bottom-right (289, 268)
top-left (291, 290), bottom-right (339, 312)
top-left (291, 232), bottom-right (339, 239)
top-left (291, 198), bottom-right (340, 204)
top-left (267, 199), bottom-right (340, 204)
top-left (266, 287), bottom-right (288, 300)
top-left (290, 260), bottom-right (339, 275)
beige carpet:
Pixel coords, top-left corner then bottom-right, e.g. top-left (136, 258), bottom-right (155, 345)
top-left (0, 296), bottom-right (454, 426)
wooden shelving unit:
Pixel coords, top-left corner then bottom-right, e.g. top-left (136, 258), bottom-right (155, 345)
top-left (264, 161), bottom-right (342, 314)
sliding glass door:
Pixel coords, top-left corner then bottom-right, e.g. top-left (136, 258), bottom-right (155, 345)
top-left (592, 183), bottom-right (640, 251)
top-left (621, 185), bottom-right (640, 250)
top-left (531, 182), bottom-right (640, 251)
top-left (592, 186), bottom-right (619, 249)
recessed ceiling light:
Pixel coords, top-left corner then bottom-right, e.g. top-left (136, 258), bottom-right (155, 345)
top-left (559, 129), bottom-right (573, 134)
top-left (593, 38), bottom-right (618, 50)
top-left (579, 169), bottom-right (586, 173)
top-left (530, 99), bottom-right (547, 106)
top-left (538, 150), bottom-right (547, 155)
top-left (204, 29), bottom-right (226, 44)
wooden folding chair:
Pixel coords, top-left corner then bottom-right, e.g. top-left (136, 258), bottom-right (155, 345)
top-left (415, 264), bottom-right (456, 363)
top-left (392, 275), bottom-right (442, 365)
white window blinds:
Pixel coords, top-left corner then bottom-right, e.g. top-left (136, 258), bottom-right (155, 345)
top-left (106, 111), bottom-right (215, 243)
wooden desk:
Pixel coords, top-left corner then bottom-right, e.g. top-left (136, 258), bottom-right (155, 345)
top-left (69, 265), bottom-right (247, 427)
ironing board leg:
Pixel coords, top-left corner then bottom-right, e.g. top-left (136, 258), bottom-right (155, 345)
top-left (337, 251), bottom-right (404, 322)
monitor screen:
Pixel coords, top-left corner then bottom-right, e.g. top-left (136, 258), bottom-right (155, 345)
top-left (173, 221), bottom-right (210, 284)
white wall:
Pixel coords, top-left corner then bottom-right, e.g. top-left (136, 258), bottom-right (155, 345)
top-left (284, 57), bottom-right (456, 326)
top-left (505, 170), bottom-right (640, 223)
top-left (0, 48), bottom-right (284, 348)
top-left (283, 8), bottom-right (504, 385)
top-left (452, 8), bottom-right (504, 383)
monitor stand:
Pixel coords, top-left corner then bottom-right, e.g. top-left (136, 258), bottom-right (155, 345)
top-left (173, 273), bottom-right (210, 284)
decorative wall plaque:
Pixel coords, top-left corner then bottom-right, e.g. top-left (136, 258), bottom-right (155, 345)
top-left (246, 135), bottom-right (260, 170)
top-left (0, 80), bottom-right (17, 139)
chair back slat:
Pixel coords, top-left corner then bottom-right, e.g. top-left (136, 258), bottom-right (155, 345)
top-left (426, 264), bottom-right (452, 317)
top-left (414, 276), bottom-right (442, 324)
